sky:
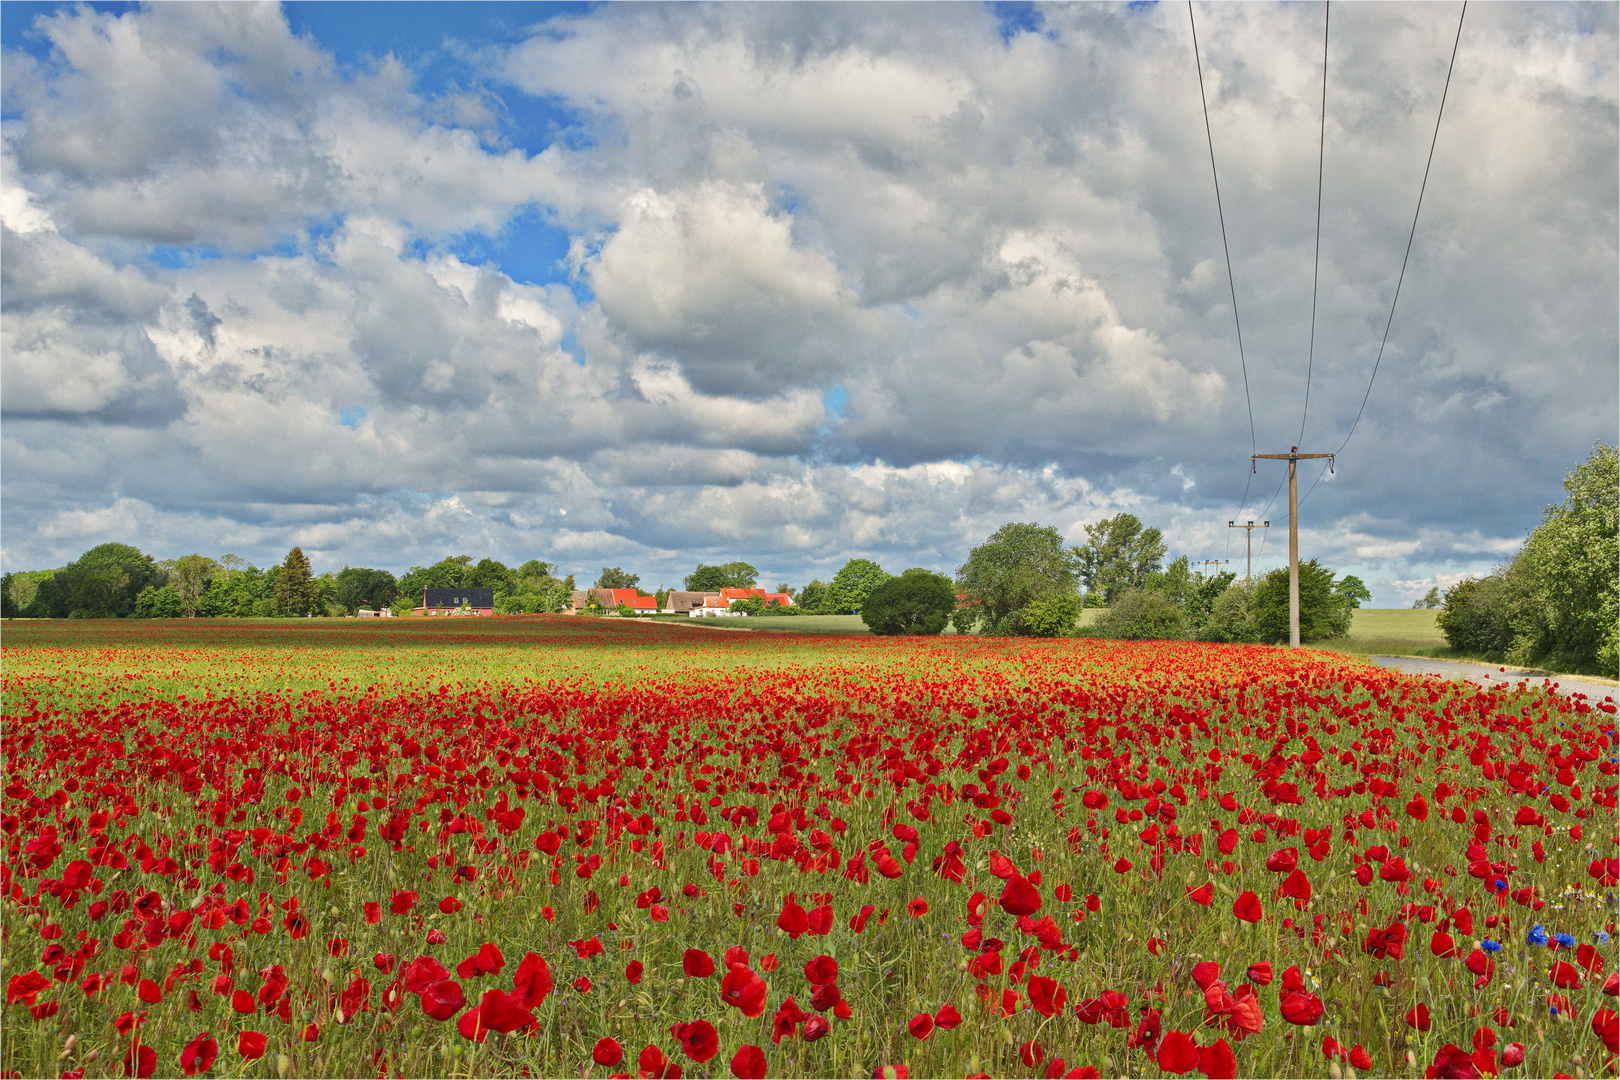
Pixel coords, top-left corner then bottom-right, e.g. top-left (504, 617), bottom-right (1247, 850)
top-left (2, 1), bottom-right (1615, 603)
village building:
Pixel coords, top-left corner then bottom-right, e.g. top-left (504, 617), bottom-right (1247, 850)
top-left (569, 588), bottom-right (657, 614)
top-left (417, 588), bottom-right (495, 616)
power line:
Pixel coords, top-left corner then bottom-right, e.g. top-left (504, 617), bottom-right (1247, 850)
top-left (1189, 1), bottom-right (1258, 529)
top-left (1301, 0), bottom-right (1466, 507)
top-left (1298, 1), bottom-right (1329, 447)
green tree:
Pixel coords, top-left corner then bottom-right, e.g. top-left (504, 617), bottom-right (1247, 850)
top-left (134, 584), bottom-right (182, 618)
top-left (860, 569), bottom-right (957, 635)
top-left (398, 556), bottom-right (473, 601)
top-left (334, 567), bottom-right (399, 612)
top-left (272, 547), bottom-right (318, 617)
top-left (1413, 586), bottom-right (1441, 609)
top-left (1335, 575), bottom-right (1371, 609)
top-left (1090, 589), bottom-right (1188, 640)
top-left (1436, 575), bottom-right (1516, 658)
top-left (825, 559), bottom-right (894, 614)
top-left (797, 580), bottom-right (830, 614)
top-left (1249, 559), bottom-right (1354, 643)
top-left (1502, 442), bottom-right (1618, 674)
top-left (171, 554), bottom-right (218, 617)
top-left (31, 543), bottom-right (160, 618)
top-left (595, 567), bottom-right (640, 590)
top-left (0, 575), bottom-right (14, 618)
top-left (467, 559), bottom-right (515, 595)
top-left (685, 562), bottom-right (759, 591)
top-left (956, 522), bottom-right (1080, 635)
top-left (1071, 514), bottom-right (1167, 603)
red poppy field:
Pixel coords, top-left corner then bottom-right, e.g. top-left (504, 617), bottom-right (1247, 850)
top-left (2, 617), bottom-right (1616, 1079)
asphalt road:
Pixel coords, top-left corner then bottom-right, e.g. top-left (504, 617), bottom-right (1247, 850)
top-left (1369, 656), bottom-right (1617, 704)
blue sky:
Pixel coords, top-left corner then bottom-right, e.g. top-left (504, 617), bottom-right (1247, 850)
top-left (1, 1), bottom-right (1614, 600)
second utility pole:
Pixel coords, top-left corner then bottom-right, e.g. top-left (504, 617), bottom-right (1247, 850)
top-left (1251, 448), bottom-right (1334, 648)
top-left (1227, 520), bottom-right (1268, 580)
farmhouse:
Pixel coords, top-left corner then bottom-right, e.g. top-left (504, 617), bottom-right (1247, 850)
top-left (687, 587), bottom-right (794, 616)
top-left (569, 588), bottom-right (657, 613)
top-left (417, 588), bottom-right (495, 616)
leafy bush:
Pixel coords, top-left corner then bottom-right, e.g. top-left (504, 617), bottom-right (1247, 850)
top-left (1021, 593), bottom-right (1082, 638)
top-left (1503, 443), bottom-right (1617, 675)
top-left (133, 585), bottom-right (181, 618)
top-left (1436, 575), bottom-right (1515, 657)
top-left (1201, 581), bottom-right (1263, 643)
top-left (728, 597), bottom-right (765, 615)
top-left (1090, 588), bottom-right (1188, 640)
top-left (860, 570), bottom-right (957, 635)
top-left (1249, 559), bottom-right (1354, 644)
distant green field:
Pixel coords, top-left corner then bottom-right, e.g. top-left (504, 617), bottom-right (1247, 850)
top-left (1347, 607), bottom-right (1443, 641)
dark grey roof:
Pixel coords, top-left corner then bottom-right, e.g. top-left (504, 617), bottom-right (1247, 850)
top-left (423, 588), bottom-right (494, 608)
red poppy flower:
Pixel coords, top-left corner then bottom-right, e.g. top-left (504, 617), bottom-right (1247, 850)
top-left (935, 1003), bottom-right (962, 1029)
top-left (805, 955), bottom-right (837, 984)
top-left (1427, 1043), bottom-right (1480, 1079)
top-left (1407, 1003), bottom-right (1432, 1031)
top-left (1026, 975), bottom-right (1066, 1017)
top-left (1156, 1030), bottom-right (1198, 1074)
top-left (1279, 991), bottom-right (1324, 1026)
top-left (237, 1031), bottom-right (266, 1060)
top-left (1232, 892), bottom-right (1262, 923)
top-left (123, 1044), bottom-right (156, 1078)
top-left (1191, 962), bottom-right (1222, 990)
top-left (999, 875), bottom-right (1042, 917)
top-left (908, 896), bottom-right (928, 917)
top-left (180, 1033), bottom-right (217, 1076)
top-left (626, 960), bottom-right (644, 984)
top-left (1278, 869), bottom-right (1311, 904)
top-left (506, 952), bottom-right (551, 1010)
top-left (721, 964), bottom-right (768, 1018)
top-left (1264, 848), bottom-right (1298, 873)
top-left (1549, 961), bottom-right (1583, 990)
top-left (137, 979), bottom-right (161, 1004)
top-left (1246, 961), bottom-right (1272, 986)
top-left (1593, 1008), bottom-right (1619, 1054)
top-left (421, 979), bottom-right (465, 1021)
top-left (673, 1019), bottom-right (719, 1062)
top-left (1187, 882), bottom-right (1214, 906)
top-left (473, 988), bottom-right (535, 1034)
top-left (592, 1037), bottom-right (624, 1066)
top-left (402, 956), bottom-right (451, 994)
top-left (731, 1044), bottom-right (767, 1079)
top-left (684, 949), bottom-right (716, 978)
top-left (908, 1013), bottom-right (934, 1039)
top-left (456, 943), bottom-right (505, 980)
top-left (777, 895), bottom-right (809, 938)
top-left (1199, 1037), bottom-right (1237, 1079)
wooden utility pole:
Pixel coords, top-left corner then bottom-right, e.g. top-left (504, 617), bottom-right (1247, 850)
top-left (1226, 520), bottom-right (1269, 581)
top-left (1199, 560), bottom-right (1230, 578)
top-left (1251, 449), bottom-right (1334, 648)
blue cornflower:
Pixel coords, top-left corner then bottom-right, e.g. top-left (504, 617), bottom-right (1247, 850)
top-left (1492, 878), bottom-right (1508, 892)
top-left (1554, 932), bottom-right (1577, 948)
top-left (1527, 924), bottom-right (1550, 947)
top-left (1481, 939), bottom-right (1503, 953)
top-left (1595, 930), bottom-right (1612, 945)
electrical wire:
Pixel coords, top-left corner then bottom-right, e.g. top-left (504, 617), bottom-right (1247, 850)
top-left (1298, 1), bottom-right (1329, 447)
top-left (1301, 0), bottom-right (1466, 507)
top-left (1189, 2), bottom-right (1259, 530)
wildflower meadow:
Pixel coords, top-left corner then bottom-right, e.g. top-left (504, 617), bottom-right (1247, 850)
top-left (2, 617), bottom-right (1615, 1079)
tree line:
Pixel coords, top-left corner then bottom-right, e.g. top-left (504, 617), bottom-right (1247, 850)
top-left (1434, 443), bottom-right (1617, 676)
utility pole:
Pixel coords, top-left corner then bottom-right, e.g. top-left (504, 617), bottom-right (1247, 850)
top-left (1226, 520), bottom-right (1269, 581)
top-left (1199, 559), bottom-right (1230, 579)
top-left (1251, 448), bottom-right (1334, 648)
